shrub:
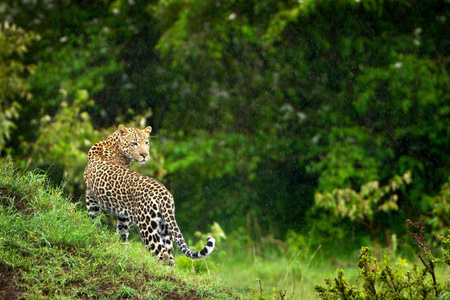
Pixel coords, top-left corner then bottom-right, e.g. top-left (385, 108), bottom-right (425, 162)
top-left (315, 220), bottom-right (450, 299)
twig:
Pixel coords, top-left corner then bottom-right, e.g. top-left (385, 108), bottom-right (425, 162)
top-left (300, 244), bottom-right (322, 293)
top-left (258, 279), bottom-right (263, 296)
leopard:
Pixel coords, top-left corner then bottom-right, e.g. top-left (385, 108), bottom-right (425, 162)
top-left (83, 125), bottom-right (215, 265)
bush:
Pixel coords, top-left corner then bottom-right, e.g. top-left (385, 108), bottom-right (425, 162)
top-left (0, 22), bottom-right (39, 151)
top-left (315, 220), bottom-right (450, 299)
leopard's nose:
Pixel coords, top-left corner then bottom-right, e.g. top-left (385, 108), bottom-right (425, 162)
top-left (141, 153), bottom-right (148, 158)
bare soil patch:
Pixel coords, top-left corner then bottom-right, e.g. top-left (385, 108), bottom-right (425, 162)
top-left (0, 187), bottom-right (32, 214)
top-left (0, 262), bottom-right (23, 300)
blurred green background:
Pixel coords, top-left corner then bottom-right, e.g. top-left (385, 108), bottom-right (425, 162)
top-left (1, 0), bottom-right (449, 296)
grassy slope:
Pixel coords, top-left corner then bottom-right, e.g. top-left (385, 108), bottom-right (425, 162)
top-left (0, 159), bottom-right (238, 299)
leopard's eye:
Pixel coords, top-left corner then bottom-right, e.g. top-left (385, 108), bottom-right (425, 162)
top-left (132, 142), bottom-right (138, 146)
top-left (145, 141), bottom-right (149, 145)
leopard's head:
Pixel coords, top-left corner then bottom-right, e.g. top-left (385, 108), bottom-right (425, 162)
top-left (118, 125), bottom-right (152, 164)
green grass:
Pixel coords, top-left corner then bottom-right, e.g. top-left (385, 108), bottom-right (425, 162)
top-left (0, 159), bottom-right (238, 299)
top-left (213, 246), bottom-right (361, 299)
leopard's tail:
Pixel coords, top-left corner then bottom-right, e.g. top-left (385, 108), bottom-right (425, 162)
top-left (163, 207), bottom-right (215, 259)
top-left (179, 234), bottom-right (215, 259)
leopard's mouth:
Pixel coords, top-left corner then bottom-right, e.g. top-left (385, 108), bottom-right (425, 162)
top-left (137, 158), bottom-right (148, 164)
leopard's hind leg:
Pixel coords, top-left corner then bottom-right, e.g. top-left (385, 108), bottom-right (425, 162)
top-left (159, 220), bottom-right (174, 265)
top-left (136, 208), bottom-right (170, 263)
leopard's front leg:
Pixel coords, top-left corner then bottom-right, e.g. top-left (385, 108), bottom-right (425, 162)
top-left (86, 188), bottom-right (101, 227)
top-left (116, 215), bottom-right (131, 242)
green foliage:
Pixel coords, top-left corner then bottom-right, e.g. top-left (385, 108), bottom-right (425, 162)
top-left (27, 25), bottom-right (120, 113)
top-left (354, 53), bottom-right (450, 203)
top-left (149, 0), bottom-right (450, 238)
top-left (29, 90), bottom-right (102, 193)
top-left (0, 0), bottom-right (448, 251)
top-left (315, 171), bottom-right (412, 222)
top-left (424, 180), bottom-right (450, 238)
top-left (195, 221), bottom-right (227, 246)
top-left (314, 127), bottom-right (381, 191)
top-left (313, 171), bottom-right (412, 248)
top-left (0, 22), bottom-right (39, 151)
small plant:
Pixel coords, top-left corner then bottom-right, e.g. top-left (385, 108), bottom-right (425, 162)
top-left (314, 171), bottom-right (412, 253)
top-left (315, 220), bottom-right (450, 299)
top-left (315, 268), bottom-right (363, 300)
top-left (116, 286), bottom-right (137, 298)
top-left (248, 281), bottom-right (287, 300)
top-left (407, 219), bottom-right (443, 298)
top-left (176, 222), bottom-right (225, 273)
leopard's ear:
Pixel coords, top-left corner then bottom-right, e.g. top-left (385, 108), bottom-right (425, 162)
top-left (143, 126), bottom-right (152, 135)
top-left (118, 125), bottom-right (131, 136)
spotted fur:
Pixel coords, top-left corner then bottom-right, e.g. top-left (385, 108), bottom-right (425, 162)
top-left (83, 125), bottom-right (215, 264)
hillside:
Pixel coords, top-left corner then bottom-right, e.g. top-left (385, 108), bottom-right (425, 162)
top-left (0, 159), bottom-right (237, 299)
